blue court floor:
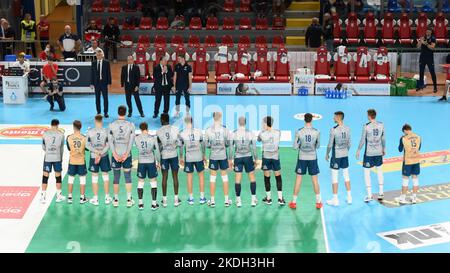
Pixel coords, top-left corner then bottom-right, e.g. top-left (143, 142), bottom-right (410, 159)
top-left (1, 94), bottom-right (449, 253)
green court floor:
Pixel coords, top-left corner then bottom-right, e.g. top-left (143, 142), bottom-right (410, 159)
top-left (26, 148), bottom-right (327, 253)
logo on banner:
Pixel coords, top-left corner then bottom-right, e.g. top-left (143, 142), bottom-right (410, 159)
top-left (0, 186), bottom-right (39, 219)
top-left (0, 125), bottom-right (50, 138)
top-left (378, 221), bottom-right (450, 250)
top-left (294, 113), bottom-right (323, 121)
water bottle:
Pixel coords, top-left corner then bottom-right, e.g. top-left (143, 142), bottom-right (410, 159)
top-left (343, 89), bottom-right (348, 99)
top-left (325, 88), bottom-right (330, 98)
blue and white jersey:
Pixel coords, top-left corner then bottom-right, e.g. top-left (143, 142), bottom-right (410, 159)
top-left (293, 126), bottom-right (320, 160)
top-left (357, 121), bottom-right (385, 157)
top-left (327, 124), bottom-right (351, 159)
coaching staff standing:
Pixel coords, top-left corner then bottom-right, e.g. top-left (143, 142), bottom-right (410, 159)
top-left (121, 55), bottom-right (144, 117)
top-left (173, 54), bottom-right (193, 118)
top-left (91, 50), bottom-right (111, 118)
top-left (417, 28), bottom-right (438, 93)
top-left (152, 56), bottom-right (173, 119)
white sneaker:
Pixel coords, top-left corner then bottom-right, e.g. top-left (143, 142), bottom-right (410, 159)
top-left (236, 199), bottom-right (242, 208)
top-left (364, 195), bottom-right (373, 203)
top-left (174, 198), bottom-right (181, 207)
top-left (225, 199), bottom-right (232, 207)
top-left (40, 194), bottom-right (46, 204)
top-left (105, 196), bottom-right (112, 205)
top-left (89, 198), bottom-right (99, 206)
top-left (347, 195), bottom-right (353, 205)
top-left (161, 199), bottom-right (168, 208)
top-left (326, 198), bottom-right (339, 207)
top-left (377, 193), bottom-right (385, 200)
top-left (251, 198), bottom-right (258, 207)
top-left (113, 198), bottom-right (119, 207)
top-left (395, 196), bottom-right (408, 205)
top-left (127, 199), bottom-right (135, 208)
top-left (411, 195), bottom-right (417, 204)
top-left (79, 196), bottom-right (88, 204)
top-left (55, 194), bottom-right (66, 203)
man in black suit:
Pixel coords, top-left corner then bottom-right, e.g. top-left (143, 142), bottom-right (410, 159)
top-left (152, 56), bottom-right (173, 119)
top-left (121, 55), bottom-right (144, 117)
top-left (91, 50), bottom-right (111, 118)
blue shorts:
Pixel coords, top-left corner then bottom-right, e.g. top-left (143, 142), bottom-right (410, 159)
top-left (137, 162), bottom-right (158, 179)
top-left (68, 164), bottom-right (88, 176)
top-left (89, 155), bottom-right (111, 173)
top-left (363, 155), bottom-right (383, 168)
top-left (43, 161), bottom-right (62, 173)
top-left (402, 163), bottom-right (420, 176)
top-left (261, 158), bottom-right (281, 172)
top-left (330, 156), bottom-right (349, 170)
top-left (111, 156), bottom-right (132, 170)
top-left (209, 159), bottom-right (229, 171)
top-left (184, 161), bottom-right (205, 173)
top-left (234, 156), bottom-right (255, 173)
top-left (295, 159), bottom-right (320, 175)
top-left (161, 157), bottom-right (179, 171)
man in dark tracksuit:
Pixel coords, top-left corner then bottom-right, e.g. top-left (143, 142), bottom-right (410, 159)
top-left (417, 28), bottom-right (438, 94)
top-left (173, 54), bottom-right (193, 118)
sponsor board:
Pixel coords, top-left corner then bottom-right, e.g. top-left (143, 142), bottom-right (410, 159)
top-left (378, 221), bottom-right (450, 250)
top-left (0, 124), bottom-right (69, 140)
top-left (0, 186), bottom-right (39, 219)
top-left (357, 149), bottom-right (450, 173)
top-left (217, 82), bottom-right (292, 95)
top-left (376, 182), bottom-right (450, 208)
top-left (315, 82), bottom-right (390, 96)
top-left (139, 82), bottom-right (208, 95)
top-left (294, 73), bottom-right (315, 95)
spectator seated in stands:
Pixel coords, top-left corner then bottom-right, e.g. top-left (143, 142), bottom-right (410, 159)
top-left (84, 19), bottom-right (102, 42)
top-left (305, 18), bottom-right (324, 48)
top-left (39, 44), bottom-right (60, 61)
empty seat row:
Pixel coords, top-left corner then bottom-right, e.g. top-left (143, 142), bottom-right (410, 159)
top-left (333, 12), bottom-right (449, 46)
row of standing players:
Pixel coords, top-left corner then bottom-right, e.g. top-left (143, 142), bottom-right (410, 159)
top-left (40, 106), bottom-right (422, 210)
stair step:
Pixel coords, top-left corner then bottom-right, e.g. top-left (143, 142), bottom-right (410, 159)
top-left (287, 18), bottom-right (312, 28)
top-left (286, 36), bottom-right (305, 45)
top-left (288, 1), bottom-right (320, 11)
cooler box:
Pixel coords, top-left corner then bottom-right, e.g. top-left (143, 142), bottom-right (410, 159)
top-left (396, 82), bottom-right (407, 96)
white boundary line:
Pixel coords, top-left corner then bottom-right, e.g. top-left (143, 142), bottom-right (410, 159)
top-left (320, 205), bottom-right (331, 253)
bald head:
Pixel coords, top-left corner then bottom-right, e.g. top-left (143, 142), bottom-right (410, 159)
top-left (64, 25), bottom-right (72, 34)
top-left (312, 17), bottom-right (319, 25)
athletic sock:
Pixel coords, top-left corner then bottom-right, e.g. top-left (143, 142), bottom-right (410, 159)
top-left (137, 188), bottom-right (144, 200)
top-left (174, 195), bottom-right (178, 201)
top-left (211, 196), bottom-right (215, 203)
top-left (264, 176), bottom-right (271, 192)
top-left (114, 194), bottom-right (119, 200)
top-left (189, 193), bottom-right (194, 199)
top-left (292, 195), bottom-right (298, 203)
top-left (364, 168), bottom-right (372, 196)
top-left (277, 191), bottom-right (283, 199)
top-left (376, 166), bottom-right (384, 194)
top-left (163, 196), bottom-right (167, 202)
top-left (68, 194), bottom-right (72, 198)
top-left (151, 188), bottom-right (157, 202)
top-left (93, 195), bottom-right (98, 200)
top-left (127, 192), bottom-right (132, 200)
top-left (316, 194), bottom-right (322, 203)
top-left (56, 189), bottom-right (61, 196)
top-left (266, 191), bottom-right (271, 200)
top-left (225, 195), bottom-right (229, 202)
top-left (80, 194), bottom-right (85, 199)
top-left (275, 175), bottom-right (282, 191)
top-left (250, 181), bottom-right (256, 195)
top-left (235, 183), bottom-right (242, 197)
top-left (200, 192), bottom-right (205, 199)
top-left (347, 191), bottom-right (352, 198)
top-left (333, 194), bottom-right (338, 200)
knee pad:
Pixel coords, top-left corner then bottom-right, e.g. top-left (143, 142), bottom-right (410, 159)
top-left (331, 169), bottom-right (339, 184)
top-left (210, 175), bottom-right (217, 183)
top-left (150, 181), bottom-right (157, 189)
top-left (55, 176), bottom-right (62, 184)
top-left (124, 170), bottom-right (132, 184)
top-left (102, 173), bottom-right (109, 182)
top-left (402, 178), bottom-right (409, 187)
top-left (42, 175), bottom-right (49, 185)
top-left (412, 178), bottom-right (419, 187)
top-left (79, 176), bottom-right (86, 185)
top-left (342, 168), bottom-right (350, 182)
top-left (221, 175), bottom-right (229, 183)
top-left (113, 170), bottom-right (121, 185)
top-left (92, 174), bottom-right (99, 184)
top-left (68, 176), bottom-right (75, 185)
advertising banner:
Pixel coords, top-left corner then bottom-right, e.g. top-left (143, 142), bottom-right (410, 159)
top-left (315, 82), bottom-right (390, 96)
top-left (217, 82), bottom-right (292, 95)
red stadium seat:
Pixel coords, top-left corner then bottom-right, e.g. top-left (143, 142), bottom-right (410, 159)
top-left (362, 12), bottom-right (378, 45)
top-left (272, 35), bottom-right (284, 48)
top-left (238, 35), bottom-right (251, 49)
top-left (108, 0), bottom-right (121, 12)
top-left (345, 12), bottom-right (360, 45)
top-left (223, 0), bottom-right (235, 12)
top-left (215, 47), bottom-right (232, 82)
top-left (154, 35), bottom-right (167, 48)
top-left (156, 17), bottom-right (169, 30)
top-left (205, 35), bottom-right (218, 48)
top-left (255, 35), bottom-right (268, 48)
top-left (398, 13), bottom-right (413, 45)
top-left (223, 17), bottom-right (235, 30)
top-left (139, 17), bottom-right (153, 30)
top-left (373, 47), bottom-right (390, 82)
top-left (240, 0), bottom-right (251, 12)
top-left (256, 17), bottom-right (269, 30)
top-left (221, 35), bottom-right (234, 47)
top-left (415, 12), bottom-right (430, 39)
top-left (253, 46), bottom-right (271, 81)
top-left (152, 47), bottom-right (170, 63)
top-left (353, 46), bottom-right (372, 82)
top-left (272, 16), bottom-right (285, 30)
top-left (192, 47), bottom-right (210, 82)
top-left (189, 17), bottom-right (202, 30)
top-left (434, 12), bottom-right (449, 45)
top-left (332, 13), bottom-right (343, 45)
top-left (333, 45), bottom-right (351, 82)
top-left (138, 35), bottom-right (151, 48)
top-left (133, 44), bottom-right (151, 81)
top-left (206, 16), bottom-right (219, 30)
top-left (188, 35), bottom-right (201, 48)
top-left (273, 47), bottom-right (290, 82)
top-left (120, 35), bottom-right (134, 48)
top-left (239, 17), bottom-right (252, 30)
top-left (314, 46), bottom-right (332, 82)
top-left (381, 12), bottom-right (395, 45)
top-left (91, 0), bottom-right (104, 12)
top-left (171, 45), bottom-right (189, 67)
top-left (233, 46), bottom-right (251, 82)
top-left (171, 35), bottom-right (184, 48)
